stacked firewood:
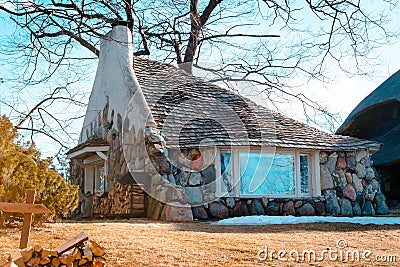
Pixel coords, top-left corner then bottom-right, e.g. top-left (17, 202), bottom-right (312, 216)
top-left (93, 183), bottom-right (145, 215)
top-left (0, 233), bottom-right (108, 267)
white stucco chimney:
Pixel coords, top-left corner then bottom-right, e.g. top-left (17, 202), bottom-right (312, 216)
top-left (79, 22), bottom-right (155, 144)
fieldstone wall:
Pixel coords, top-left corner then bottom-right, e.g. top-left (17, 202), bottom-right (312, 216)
top-left (143, 143), bottom-right (389, 221)
top-left (71, 115), bottom-right (389, 220)
top-left (319, 150), bottom-right (388, 216)
top-left (68, 100), bottom-right (147, 217)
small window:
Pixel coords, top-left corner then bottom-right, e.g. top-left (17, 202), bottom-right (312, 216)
top-left (94, 166), bottom-right (105, 193)
top-left (239, 152), bottom-right (295, 196)
top-left (220, 151), bottom-right (233, 196)
top-left (300, 154), bottom-right (310, 195)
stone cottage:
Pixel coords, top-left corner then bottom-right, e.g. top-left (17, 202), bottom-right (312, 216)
top-left (337, 70), bottom-right (400, 208)
top-left (67, 23), bottom-right (388, 221)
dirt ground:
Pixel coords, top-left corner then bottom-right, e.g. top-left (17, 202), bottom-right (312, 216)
top-left (0, 219), bottom-right (399, 267)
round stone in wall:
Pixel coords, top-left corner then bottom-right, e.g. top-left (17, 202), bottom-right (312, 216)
top-left (282, 201), bottom-right (295, 215)
top-left (336, 156), bottom-right (347, 169)
top-left (343, 183), bottom-right (357, 201)
top-left (327, 152), bottom-right (338, 173)
top-left (314, 201), bottom-right (326, 215)
top-left (352, 174), bottom-right (364, 192)
top-left (320, 152), bottom-right (329, 164)
top-left (225, 197), bottom-right (236, 209)
top-left (250, 199), bottom-right (265, 215)
top-left (185, 187), bottom-right (203, 205)
top-left (374, 192), bottom-right (389, 215)
top-left (294, 201), bottom-right (303, 209)
top-left (200, 165), bottom-right (216, 185)
top-left (296, 203), bottom-right (315, 216)
top-left (352, 202), bottom-right (362, 216)
top-left (320, 164), bottom-right (335, 190)
top-left (233, 201), bottom-right (249, 217)
top-left (188, 172), bottom-right (202, 186)
top-left (364, 184), bottom-right (376, 201)
top-left (346, 156), bottom-right (356, 168)
top-left (208, 202), bottom-right (229, 219)
top-left (192, 206), bottom-right (209, 220)
top-left (160, 203), bottom-right (193, 222)
top-left (371, 179), bottom-right (380, 191)
top-left (356, 192), bottom-right (365, 209)
top-left (265, 202), bottom-right (280, 216)
top-left (355, 163), bottom-right (366, 178)
top-left (365, 167), bottom-right (375, 181)
top-left (175, 171), bottom-right (190, 186)
top-left (363, 201), bottom-right (375, 216)
top-left (340, 198), bottom-right (353, 216)
top-left (324, 190), bottom-right (340, 215)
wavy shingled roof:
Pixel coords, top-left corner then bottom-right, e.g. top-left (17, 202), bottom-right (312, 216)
top-left (133, 57), bottom-right (379, 151)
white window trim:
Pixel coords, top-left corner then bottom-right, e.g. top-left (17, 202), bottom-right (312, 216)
top-left (215, 148), bottom-right (321, 198)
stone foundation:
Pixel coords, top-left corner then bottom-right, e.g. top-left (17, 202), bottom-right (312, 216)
top-left (144, 137), bottom-right (389, 220)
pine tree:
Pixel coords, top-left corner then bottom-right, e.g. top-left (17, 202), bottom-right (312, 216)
top-left (0, 115), bottom-right (78, 226)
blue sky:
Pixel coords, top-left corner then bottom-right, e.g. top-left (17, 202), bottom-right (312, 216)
top-left (0, 1), bottom-right (400, 158)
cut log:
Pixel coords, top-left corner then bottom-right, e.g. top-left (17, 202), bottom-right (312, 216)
top-left (26, 256), bottom-right (40, 266)
top-left (33, 244), bottom-right (43, 254)
top-left (56, 232), bottom-right (88, 255)
top-left (88, 241), bottom-right (105, 257)
top-left (20, 247), bottom-right (33, 263)
top-left (78, 258), bottom-right (87, 265)
top-left (93, 257), bottom-right (106, 267)
top-left (59, 254), bottom-right (75, 265)
top-left (71, 247), bottom-right (82, 260)
top-left (81, 247), bottom-right (93, 262)
top-left (41, 249), bottom-right (58, 260)
top-left (10, 251), bottom-right (24, 267)
top-left (51, 257), bottom-right (61, 267)
top-left (39, 258), bottom-right (51, 265)
top-left (3, 233), bottom-right (107, 267)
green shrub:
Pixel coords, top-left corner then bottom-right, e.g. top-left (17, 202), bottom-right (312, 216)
top-left (0, 115), bottom-right (78, 226)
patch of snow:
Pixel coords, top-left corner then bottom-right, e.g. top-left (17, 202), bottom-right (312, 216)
top-left (212, 216), bottom-right (400, 226)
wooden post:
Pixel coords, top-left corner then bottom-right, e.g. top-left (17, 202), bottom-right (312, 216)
top-left (20, 189), bottom-right (35, 249)
top-left (0, 189), bottom-right (50, 249)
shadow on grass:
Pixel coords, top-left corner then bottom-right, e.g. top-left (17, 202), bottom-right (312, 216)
top-left (173, 221), bottom-right (400, 234)
top-left (58, 217), bottom-right (400, 234)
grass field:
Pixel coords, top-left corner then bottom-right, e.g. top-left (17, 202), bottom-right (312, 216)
top-left (1, 219), bottom-right (399, 266)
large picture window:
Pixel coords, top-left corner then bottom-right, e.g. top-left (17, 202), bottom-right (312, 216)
top-left (217, 149), bottom-right (317, 198)
top-left (240, 152), bottom-right (295, 195)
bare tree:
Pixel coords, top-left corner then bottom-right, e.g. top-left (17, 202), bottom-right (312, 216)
top-left (0, 0), bottom-right (398, 152)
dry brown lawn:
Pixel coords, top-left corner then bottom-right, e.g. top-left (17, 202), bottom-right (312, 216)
top-left (1, 219), bottom-right (399, 267)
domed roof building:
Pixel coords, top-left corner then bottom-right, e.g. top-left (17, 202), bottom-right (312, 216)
top-left (337, 70), bottom-right (400, 205)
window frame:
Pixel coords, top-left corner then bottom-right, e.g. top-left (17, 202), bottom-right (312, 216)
top-left (216, 147), bottom-right (320, 198)
top-left (94, 164), bottom-right (105, 194)
top-left (83, 154), bottom-right (108, 194)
